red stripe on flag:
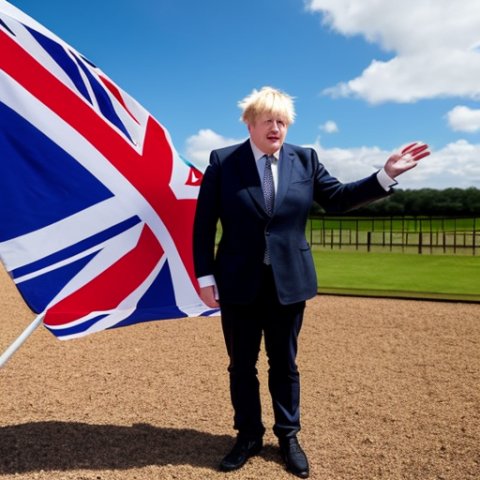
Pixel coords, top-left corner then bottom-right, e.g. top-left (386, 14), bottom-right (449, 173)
top-left (44, 225), bottom-right (164, 326)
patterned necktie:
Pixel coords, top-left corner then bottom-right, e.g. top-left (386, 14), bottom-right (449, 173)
top-left (263, 155), bottom-right (275, 264)
top-left (263, 155), bottom-right (275, 216)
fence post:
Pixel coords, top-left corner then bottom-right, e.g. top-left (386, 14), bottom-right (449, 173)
top-left (390, 216), bottom-right (393, 251)
top-left (356, 219), bottom-right (359, 250)
top-left (454, 218), bottom-right (457, 254)
top-left (418, 219), bottom-right (423, 254)
top-left (339, 219), bottom-right (342, 249)
top-left (474, 217), bottom-right (477, 256)
top-left (367, 231), bottom-right (371, 252)
top-left (322, 217), bottom-right (326, 247)
top-left (430, 216), bottom-right (433, 255)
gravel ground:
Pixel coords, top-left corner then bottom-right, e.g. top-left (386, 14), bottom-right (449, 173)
top-left (0, 268), bottom-right (479, 480)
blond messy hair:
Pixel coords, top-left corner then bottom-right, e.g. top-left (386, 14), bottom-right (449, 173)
top-left (238, 86), bottom-right (296, 126)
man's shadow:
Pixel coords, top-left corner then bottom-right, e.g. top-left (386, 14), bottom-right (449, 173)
top-left (0, 421), bottom-right (281, 474)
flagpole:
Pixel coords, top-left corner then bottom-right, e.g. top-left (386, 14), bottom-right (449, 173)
top-left (0, 313), bottom-right (44, 368)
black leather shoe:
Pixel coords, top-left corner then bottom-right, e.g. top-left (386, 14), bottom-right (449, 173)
top-left (219, 437), bottom-right (263, 472)
top-left (279, 436), bottom-right (309, 478)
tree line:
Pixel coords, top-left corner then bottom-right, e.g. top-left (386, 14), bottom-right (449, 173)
top-left (311, 187), bottom-right (480, 216)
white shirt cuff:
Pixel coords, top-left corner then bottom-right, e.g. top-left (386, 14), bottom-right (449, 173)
top-left (376, 168), bottom-right (398, 191)
top-left (198, 275), bottom-right (216, 288)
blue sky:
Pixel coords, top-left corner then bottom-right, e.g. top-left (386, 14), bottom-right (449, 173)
top-left (7, 0), bottom-right (480, 189)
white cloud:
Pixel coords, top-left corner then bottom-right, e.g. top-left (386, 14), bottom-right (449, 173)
top-left (306, 0), bottom-right (480, 103)
top-left (320, 120), bottom-right (339, 133)
top-left (184, 128), bottom-right (244, 171)
top-left (446, 106), bottom-right (480, 132)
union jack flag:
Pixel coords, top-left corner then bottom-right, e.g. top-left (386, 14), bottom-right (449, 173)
top-left (0, 1), bottom-right (214, 340)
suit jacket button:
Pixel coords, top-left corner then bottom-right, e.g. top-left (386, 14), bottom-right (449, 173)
top-left (265, 231), bottom-right (270, 236)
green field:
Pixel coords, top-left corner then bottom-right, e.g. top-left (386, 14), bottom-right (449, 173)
top-left (313, 249), bottom-right (480, 302)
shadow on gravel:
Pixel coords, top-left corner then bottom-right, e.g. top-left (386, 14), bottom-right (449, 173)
top-left (0, 421), bottom-right (239, 473)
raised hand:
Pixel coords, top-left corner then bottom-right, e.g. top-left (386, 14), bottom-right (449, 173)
top-left (384, 142), bottom-right (430, 179)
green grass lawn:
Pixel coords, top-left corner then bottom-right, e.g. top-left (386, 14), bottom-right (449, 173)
top-left (313, 249), bottom-right (480, 302)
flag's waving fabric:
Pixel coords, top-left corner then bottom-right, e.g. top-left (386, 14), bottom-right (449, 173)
top-left (0, 1), bottom-right (214, 340)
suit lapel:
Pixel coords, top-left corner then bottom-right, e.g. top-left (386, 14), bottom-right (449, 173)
top-left (235, 141), bottom-right (267, 215)
top-left (274, 144), bottom-right (294, 213)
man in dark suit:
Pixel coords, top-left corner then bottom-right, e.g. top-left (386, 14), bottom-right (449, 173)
top-left (193, 86), bottom-right (429, 478)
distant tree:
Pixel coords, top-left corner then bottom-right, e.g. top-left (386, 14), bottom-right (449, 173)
top-left (312, 187), bottom-right (480, 216)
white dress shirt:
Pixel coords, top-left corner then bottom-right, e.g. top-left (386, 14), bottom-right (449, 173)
top-left (249, 139), bottom-right (279, 193)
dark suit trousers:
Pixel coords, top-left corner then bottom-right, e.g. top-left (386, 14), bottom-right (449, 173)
top-left (220, 265), bottom-right (305, 440)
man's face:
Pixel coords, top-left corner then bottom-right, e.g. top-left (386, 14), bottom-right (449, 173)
top-left (248, 112), bottom-right (288, 155)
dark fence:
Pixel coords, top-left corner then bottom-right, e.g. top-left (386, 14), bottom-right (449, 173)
top-left (307, 216), bottom-right (479, 255)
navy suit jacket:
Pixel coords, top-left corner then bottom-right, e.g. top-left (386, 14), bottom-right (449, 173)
top-left (193, 140), bottom-right (391, 305)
